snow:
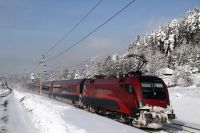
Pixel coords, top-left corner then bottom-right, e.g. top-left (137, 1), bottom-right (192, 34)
top-left (169, 74), bottom-right (200, 128)
top-left (13, 90), bottom-right (146, 133)
top-left (0, 89), bottom-right (38, 133)
top-left (169, 19), bottom-right (179, 28)
top-left (0, 88), bottom-right (10, 97)
top-left (8, 93), bottom-right (38, 133)
top-left (169, 86), bottom-right (200, 128)
top-left (158, 68), bottom-right (174, 75)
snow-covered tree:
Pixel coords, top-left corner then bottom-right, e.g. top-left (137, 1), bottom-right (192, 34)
top-left (173, 65), bottom-right (193, 87)
top-left (128, 8), bottom-right (200, 74)
top-left (62, 69), bottom-right (69, 79)
top-left (58, 8), bottom-right (200, 81)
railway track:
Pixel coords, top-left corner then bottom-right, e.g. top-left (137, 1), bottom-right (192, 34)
top-left (164, 123), bottom-right (200, 133)
top-left (146, 123), bottom-right (200, 133)
top-left (0, 88), bottom-right (11, 133)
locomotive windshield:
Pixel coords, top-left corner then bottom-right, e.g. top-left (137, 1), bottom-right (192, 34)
top-left (139, 76), bottom-right (165, 99)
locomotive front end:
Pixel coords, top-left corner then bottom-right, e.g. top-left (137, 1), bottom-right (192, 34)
top-left (132, 76), bottom-right (175, 129)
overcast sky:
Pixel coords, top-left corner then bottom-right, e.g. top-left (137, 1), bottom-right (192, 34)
top-left (0, 0), bottom-right (199, 75)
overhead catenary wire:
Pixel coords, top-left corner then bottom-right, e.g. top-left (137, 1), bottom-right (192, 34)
top-left (45, 49), bottom-right (127, 73)
top-left (24, 0), bottom-right (103, 74)
top-left (45, 66), bottom-right (66, 72)
top-left (29, 56), bottom-right (46, 73)
top-left (45, 47), bottom-right (128, 73)
top-left (43, 0), bottom-right (103, 56)
top-left (43, 48), bottom-right (130, 81)
top-left (46, 0), bottom-right (136, 63)
top-left (30, 47), bottom-right (128, 75)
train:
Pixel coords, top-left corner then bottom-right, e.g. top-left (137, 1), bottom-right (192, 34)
top-left (41, 75), bottom-right (175, 129)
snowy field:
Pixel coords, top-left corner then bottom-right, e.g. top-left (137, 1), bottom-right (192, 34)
top-left (169, 86), bottom-right (200, 128)
top-left (13, 90), bottom-right (146, 133)
top-left (169, 74), bottom-right (200, 129)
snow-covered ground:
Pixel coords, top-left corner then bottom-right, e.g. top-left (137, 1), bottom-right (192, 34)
top-left (169, 74), bottom-right (200, 128)
top-left (0, 88), bottom-right (10, 97)
top-left (7, 93), bottom-right (38, 133)
top-left (0, 89), bottom-right (9, 94)
top-left (13, 90), bottom-right (146, 133)
top-left (0, 88), bottom-right (38, 133)
top-left (169, 86), bottom-right (200, 128)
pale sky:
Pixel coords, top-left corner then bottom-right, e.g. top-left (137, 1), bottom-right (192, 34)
top-left (0, 0), bottom-right (199, 75)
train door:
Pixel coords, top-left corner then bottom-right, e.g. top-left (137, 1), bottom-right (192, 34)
top-left (82, 79), bottom-right (95, 106)
top-left (120, 81), bottom-right (138, 115)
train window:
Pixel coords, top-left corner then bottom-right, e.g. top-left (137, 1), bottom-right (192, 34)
top-left (154, 83), bottom-right (163, 88)
top-left (141, 83), bottom-right (151, 88)
top-left (141, 82), bottom-right (165, 99)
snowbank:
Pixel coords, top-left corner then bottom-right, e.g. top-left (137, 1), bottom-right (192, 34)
top-left (0, 88), bottom-right (9, 94)
top-left (0, 88), bottom-right (10, 97)
top-left (13, 90), bottom-right (146, 133)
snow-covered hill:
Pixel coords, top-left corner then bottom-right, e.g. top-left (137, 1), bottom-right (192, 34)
top-left (128, 8), bottom-right (200, 77)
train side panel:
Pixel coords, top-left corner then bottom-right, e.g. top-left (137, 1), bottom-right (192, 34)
top-left (44, 79), bottom-right (86, 102)
top-left (82, 78), bottom-right (138, 116)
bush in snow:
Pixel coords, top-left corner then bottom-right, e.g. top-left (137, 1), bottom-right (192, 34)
top-left (173, 65), bottom-right (193, 87)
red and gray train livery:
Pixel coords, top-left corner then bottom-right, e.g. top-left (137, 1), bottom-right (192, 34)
top-left (42, 75), bottom-right (175, 129)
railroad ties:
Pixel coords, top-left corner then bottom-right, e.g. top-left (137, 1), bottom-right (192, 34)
top-left (145, 123), bottom-right (200, 133)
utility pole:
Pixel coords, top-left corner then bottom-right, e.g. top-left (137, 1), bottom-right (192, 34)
top-left (39, 55), bottom-right (45, 95)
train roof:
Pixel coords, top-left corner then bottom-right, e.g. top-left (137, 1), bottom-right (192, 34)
top-left (53, 79), bottom-right (86, 85)
top-left (86, 75), bottom-right (163, 84)
top-left (137, 76), bottom-right (164, 82)
top-left (43, 76), bottom-right (163, 85)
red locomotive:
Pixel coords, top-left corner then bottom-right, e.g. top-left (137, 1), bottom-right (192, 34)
top-left (42, 75), bottom-right (175, 129)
